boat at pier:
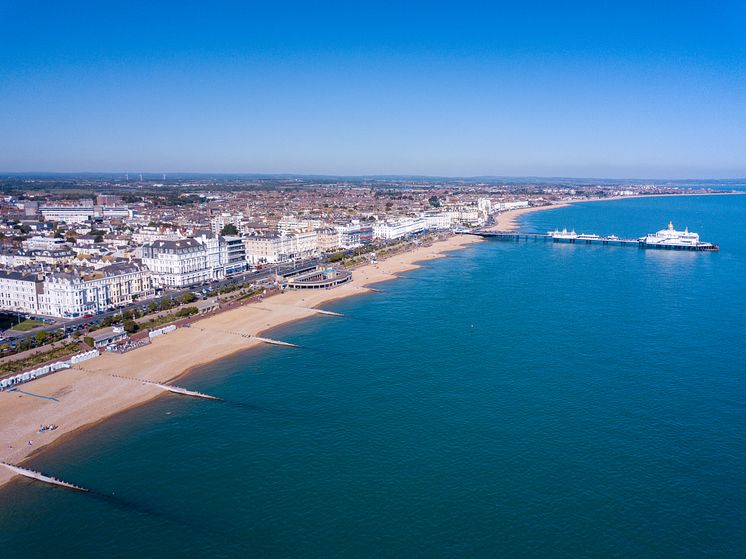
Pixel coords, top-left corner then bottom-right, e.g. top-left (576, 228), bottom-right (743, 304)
top-left (638, 221), bottom-right (718, 251)
top-left (550, 228), bottom-right (578, 241)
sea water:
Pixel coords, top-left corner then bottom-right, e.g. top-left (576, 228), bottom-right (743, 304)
top-left (0, 195), bottom-right (744, 558)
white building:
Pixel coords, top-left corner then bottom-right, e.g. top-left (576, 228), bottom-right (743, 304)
top-left (193, 232), bottom-right (224, 280)
top-left (445, 207), bottom-right (482, 226)
top-left (23, 236), bottom-right (68, 251)
top-left (221, 236), bottom-right (247, 275)
top-left (192, 232), bottom-right (247, 278)
top-left (96, 206), bottom-right (133, 220)
top-left (0, 271), bottom-right (43, 316)
top-left (421, 212), bottom-right (453, 230)
top-left (244, 231), bottom-right (318, 265)
top-left (293, 231), bottom-right (318, 259)
top-left (495, 200), bottom-right (529, 211)
top-left (39, 204), bottom-right (132, 223)
top-left (278, 215), bottom-right (322, 233)
top-left (373, 218), bottom-right (425, 241)
top-left (334, 222), bottom-right (374, 249)
top-left (477, 198), bottom-right (493, 216)
top-left (40, 205), bottom-right (95, 224)
top-left (39, 263), bottom-right (154, 318)
top-left (210, 213), bottom-right (243, 235)
top-left (141, 238), bottom-right (210, 288)
top-left (131, 226), bottom-right (185, 244)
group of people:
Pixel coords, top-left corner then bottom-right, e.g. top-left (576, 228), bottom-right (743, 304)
top-left (37, 424), bottom-right (58, 433)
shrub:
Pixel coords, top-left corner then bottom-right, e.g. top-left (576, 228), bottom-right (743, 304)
top-left (179, 293), bottom-right (197, 304)
top-left (175, 306), bottom-right (198, 318)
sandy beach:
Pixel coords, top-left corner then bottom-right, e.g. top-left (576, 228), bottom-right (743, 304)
top-left (0, 192), bottom-right (737, 489)
top-left (0, 232), bottom-right (485, 489)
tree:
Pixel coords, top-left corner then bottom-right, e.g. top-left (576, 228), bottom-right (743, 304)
top-left (220, 223), bottom-right (238, 236)
top-left (179, 293), bottom-right (197, 304)
top-left (34, 331), bottom-right (48, 344)
top-left (123, 319), bottom-right (139, 334)
top-left (94, 234), bottom-right (104, 243)
top-left (175, 306), bottom-right (199, 318)
top-left (428, 195), bottom-right (441, 208)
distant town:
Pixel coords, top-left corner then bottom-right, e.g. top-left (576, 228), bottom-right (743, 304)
top-left (0, 174), bottom-right (733, 371)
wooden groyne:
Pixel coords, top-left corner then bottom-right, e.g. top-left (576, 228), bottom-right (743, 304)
top-left (1, 462), bottom-right (88, 492)
top-left (250, 336), bottom-right (300, 348)
top-left (192, 326), bottom-right (300, 348)
top-left (305, 307), bottom-right (343, 317)
top-left (110, 375), bottom-right (221, 400)
top-left (352, 285), bottom-right (383, 293)
top-left (258, 302), bottom-right (343, 317)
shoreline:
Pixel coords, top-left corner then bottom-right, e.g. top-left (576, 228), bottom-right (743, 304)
top-left (0, 233), bottom-right (484, 490)
top-left (0, 191), bottom-right (736, 490)
top-left (487, 191), bottom-right (744, 231)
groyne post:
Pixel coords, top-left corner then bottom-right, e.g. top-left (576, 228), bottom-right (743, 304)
top-left (1, 462), bottom-right (88, 492)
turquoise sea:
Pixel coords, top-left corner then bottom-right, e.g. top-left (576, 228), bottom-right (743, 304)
top-left (1, 195), bottom-right (744, 558)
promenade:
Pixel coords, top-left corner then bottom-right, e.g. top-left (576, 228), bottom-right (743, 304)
top-left (0, 232), bottom-right (482, 490)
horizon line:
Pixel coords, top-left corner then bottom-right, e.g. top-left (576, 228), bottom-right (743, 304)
top-left (2, 171), bottom-right (746, 183)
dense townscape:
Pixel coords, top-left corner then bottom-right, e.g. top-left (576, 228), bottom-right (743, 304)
top-left (0, 176), bottom-right (724, 323)
top-left (0, 175), bottom-right (729, 379)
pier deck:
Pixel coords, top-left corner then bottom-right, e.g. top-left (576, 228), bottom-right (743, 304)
top-left (464, 231), bottom-right (717, 251)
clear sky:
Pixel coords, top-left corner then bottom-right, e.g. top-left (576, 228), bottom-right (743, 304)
top-left (1, 0), bottom-right (745, 178)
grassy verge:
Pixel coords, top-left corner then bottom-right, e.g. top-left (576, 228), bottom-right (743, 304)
top-left (140, 307), bottom-right (199, 330)
top-left (236, 288), bottom-right (264, 301)
top-left (10, 319), bottom-right (44, 332)
top-left (0, 343), bottom-right (82, 377)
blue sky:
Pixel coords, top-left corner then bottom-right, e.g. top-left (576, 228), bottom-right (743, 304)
top-left (1, 0), bottom-right (745, 178)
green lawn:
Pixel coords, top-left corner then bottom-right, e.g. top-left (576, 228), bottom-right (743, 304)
top-left (10, 319), bottom-right (44, 332)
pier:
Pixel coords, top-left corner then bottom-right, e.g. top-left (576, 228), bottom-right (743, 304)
top-left (1, 462), bottom-right (88, 492)
top-left (470, 230), bottom-right (640, 246)
top-left (464, 230), bottom-right (718, 251)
